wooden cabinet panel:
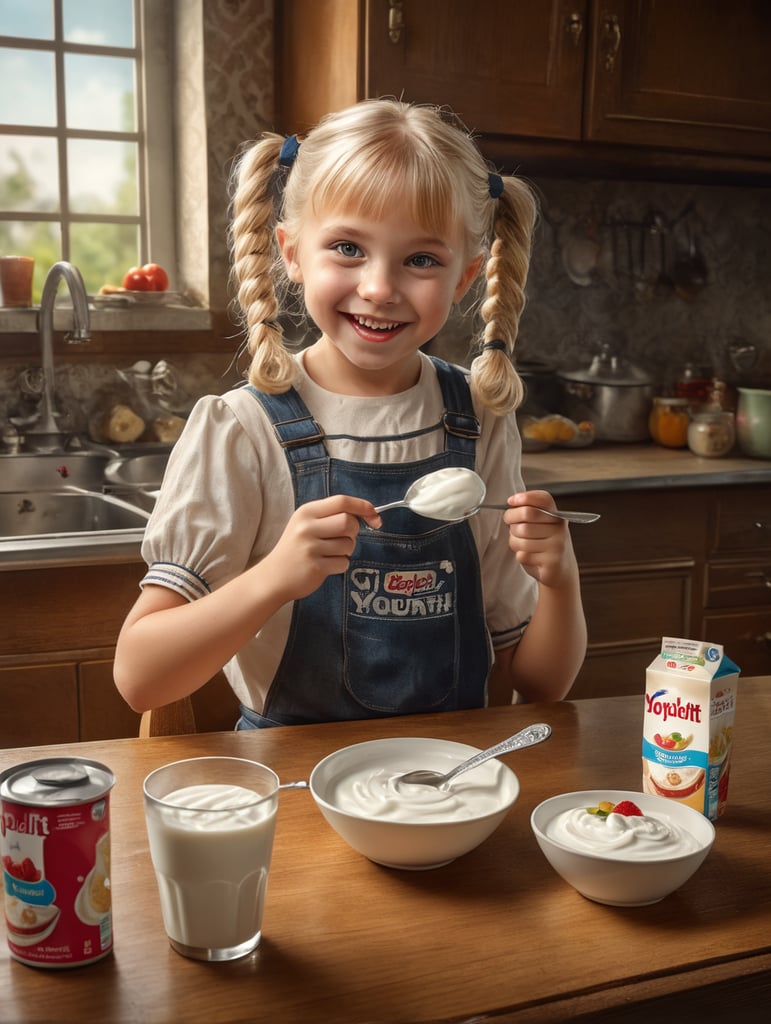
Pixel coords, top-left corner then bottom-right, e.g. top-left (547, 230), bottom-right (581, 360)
top-left (701, 608), bottom-right (771, 677)
top-left (580, 563), bottom-right (695, 646)
top-left (705, 559), bottom-right (771, 609)
top-left (584, 0), bottom-right (771, 157)
top-left (709, 485), bottom-right (771, 555)
top-left (0, 562), bottom-right (142, 658)
top-left (79, 659), bottom-right (141, 742)
top-left (0, 663), bottom-right (78, 748)
top-left (568, 643), bottom-right (657, 699)
top-left (367, 0), bottom-right (586, 140)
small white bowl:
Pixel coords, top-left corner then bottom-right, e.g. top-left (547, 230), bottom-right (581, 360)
top-left (531, 789), bottom-right (715, 906)
top-left (310, 737), bottom-right (519, 870)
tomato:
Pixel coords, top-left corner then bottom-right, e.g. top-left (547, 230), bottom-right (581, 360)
top-left (122, 267), bottom-right (154, 291)
top-left (142, 262), bottom-right (169, 291)
top-left (121, 262), bottom-right (170, 291)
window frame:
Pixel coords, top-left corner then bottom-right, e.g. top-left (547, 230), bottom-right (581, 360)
top-left (0, 0), bottom-right (177, 305)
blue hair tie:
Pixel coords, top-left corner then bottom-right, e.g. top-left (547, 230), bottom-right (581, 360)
top-left (488, 173), bottom-right (504, 199)
top-left (279, 134), bottom-right (300, 168)
top-left (483, 340), bottom-right (507, 352)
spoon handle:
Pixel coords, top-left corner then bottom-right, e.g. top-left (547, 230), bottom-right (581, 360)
top-left (374, 499), bottom-right (408, 513)
top-left (479, 504), bottom-right (600, 524)
top-left (442, 723), bottom-right (552, 784)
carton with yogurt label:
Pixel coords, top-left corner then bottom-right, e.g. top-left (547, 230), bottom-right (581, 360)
top-left (642, 637), bottom-right (740, 821)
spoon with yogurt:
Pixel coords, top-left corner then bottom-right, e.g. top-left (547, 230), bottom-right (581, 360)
top-left (374, 467), bottom-right (599, 524)
top-left (396, 723), bottom-right (552, 790)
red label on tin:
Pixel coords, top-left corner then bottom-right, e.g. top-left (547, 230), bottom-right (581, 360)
top-left (1, 763), bottom-right (113, 968)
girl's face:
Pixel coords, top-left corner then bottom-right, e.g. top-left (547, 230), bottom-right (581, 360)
top-left (277, 204), bottom-right (482, 396)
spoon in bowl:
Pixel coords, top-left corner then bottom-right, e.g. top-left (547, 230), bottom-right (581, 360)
top-left (396, 723), bottom-right (552, 791)
top-left (374, 468), bottom-right (600, 524)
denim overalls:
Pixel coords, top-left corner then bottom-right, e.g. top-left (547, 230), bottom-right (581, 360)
top-left (236, 357), bottom-right (491, 728)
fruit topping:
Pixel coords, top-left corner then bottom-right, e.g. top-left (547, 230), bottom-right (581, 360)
top-left (586, 799), bottom-right (643, 817)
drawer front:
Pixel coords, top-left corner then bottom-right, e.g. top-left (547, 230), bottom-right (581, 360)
top-left (580, 563), bottom-right (696, 646)
top-left (711, 486), bottom-right (771, 555)
top-left (705, 559), bottom-right (771, 609)
top-left (570, 643), bottom-right (658, 700)
top-left (701, 609), bottom-right (771, 676)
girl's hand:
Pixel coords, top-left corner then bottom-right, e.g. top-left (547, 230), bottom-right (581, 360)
top-left (261, 495), bottom-right (381, 602)
top-left (502, 490), bottom-right (576, 588)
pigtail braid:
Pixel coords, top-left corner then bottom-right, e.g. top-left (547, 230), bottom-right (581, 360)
top-left (229, 135), bottom-right (296, 393)
top-left (470, 178), bottom-right (538, 415)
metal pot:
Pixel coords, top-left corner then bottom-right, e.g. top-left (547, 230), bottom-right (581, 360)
top-left (558, 346), bottom-right (654, 442)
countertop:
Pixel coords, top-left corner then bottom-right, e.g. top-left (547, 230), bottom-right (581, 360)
top-left (522, 442), bottom-right (771, 495)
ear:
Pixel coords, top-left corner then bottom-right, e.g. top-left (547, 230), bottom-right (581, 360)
top-left (453, 253), bottom-right (484, 303)
top-left (276, 225), bottom-right (303, 283)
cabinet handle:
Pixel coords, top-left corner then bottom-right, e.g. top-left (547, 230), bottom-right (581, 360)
top-left (566, 12), bottom-right (583, 46)
top-left (744, 570), bottom-right (771, 589)
top-left (600, 12), bottom-right (621, 72)
top-left (388, 1), bottom-right (404, 44)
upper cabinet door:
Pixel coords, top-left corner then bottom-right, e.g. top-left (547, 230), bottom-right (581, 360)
top-left (584, 0), bottom-right (771, 157)
top-left (365, 0), bottom-right (588, 140)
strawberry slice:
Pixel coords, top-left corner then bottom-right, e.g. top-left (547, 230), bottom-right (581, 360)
top-left (612, 800), bottom-right (643, 816)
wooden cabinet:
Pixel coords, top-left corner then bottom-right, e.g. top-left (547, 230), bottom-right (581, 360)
top-left (277, 0), bottom-right (771, 173)
top-left (564, 483), bottom-right (771, 699)
top-left (0, 561), bottom-right (238, 747)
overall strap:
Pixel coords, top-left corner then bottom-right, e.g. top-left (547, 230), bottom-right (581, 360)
top-left (429, 357), bottom-right (481, 461)
top-left (245, 385), bottom-right (330, 503)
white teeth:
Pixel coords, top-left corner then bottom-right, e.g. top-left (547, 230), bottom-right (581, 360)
top-left (354, 315), bottom-right (401, 331)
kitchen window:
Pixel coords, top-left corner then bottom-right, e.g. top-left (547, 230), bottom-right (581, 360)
top-left (0, 0), bottom-right (175, 302)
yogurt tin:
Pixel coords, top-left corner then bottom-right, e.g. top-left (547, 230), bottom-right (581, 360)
top-left (1, 757), bottom-right (114, 967)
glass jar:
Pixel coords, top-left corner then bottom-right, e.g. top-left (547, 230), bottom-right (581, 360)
top-left (648, 397), bottom-right (690, 448)
top-left (687, 411), bottom-right (736, 457)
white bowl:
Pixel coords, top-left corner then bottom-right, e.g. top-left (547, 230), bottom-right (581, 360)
top-left (531, 789), bottom-right (715, 906)
top-left (310, 737), bottom-right (519, 870)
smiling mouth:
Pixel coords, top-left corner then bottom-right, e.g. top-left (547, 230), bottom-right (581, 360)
top-left (346, 313), bottom-right (407, 339)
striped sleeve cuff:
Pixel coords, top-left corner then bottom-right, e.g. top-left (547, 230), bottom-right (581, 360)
top-left (489, 617), bottom-right (530, 649)
top-left (140, 562), bottom-right (211, 602)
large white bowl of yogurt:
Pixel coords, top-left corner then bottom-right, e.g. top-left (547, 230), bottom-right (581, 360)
top-left (530, 789), bottom-right (715, 906)
top-left (310, 737), bottom-right (520, 870)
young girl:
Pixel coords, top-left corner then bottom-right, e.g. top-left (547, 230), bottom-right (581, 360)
top-left (114, 99), bottom-right (586, 727)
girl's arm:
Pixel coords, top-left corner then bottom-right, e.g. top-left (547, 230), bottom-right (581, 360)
top-left (488, 490), bottom-right (587, 704)
top-left (114, 495), bottom-right (381, 712)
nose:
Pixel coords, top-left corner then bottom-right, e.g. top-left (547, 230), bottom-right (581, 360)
top-left (358, 260), bottom-right (399, 304)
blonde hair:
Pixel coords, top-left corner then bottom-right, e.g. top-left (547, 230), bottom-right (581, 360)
top-left (229, 99), bottom-right (537, 414)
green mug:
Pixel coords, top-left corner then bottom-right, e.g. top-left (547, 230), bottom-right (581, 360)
top-left (736, 387), bottom-right (771, 459)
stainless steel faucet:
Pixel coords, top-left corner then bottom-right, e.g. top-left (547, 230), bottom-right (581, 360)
top-left (27, 261), bottom-right (91, 447)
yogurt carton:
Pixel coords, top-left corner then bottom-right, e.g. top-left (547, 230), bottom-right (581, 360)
top-left (642, 637), bottom-right (740, 821)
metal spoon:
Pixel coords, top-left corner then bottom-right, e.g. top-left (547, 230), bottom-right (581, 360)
top-left (374, 468), bottom-right (600, 524)
top-left (396, 723), bottom-right (552, 790)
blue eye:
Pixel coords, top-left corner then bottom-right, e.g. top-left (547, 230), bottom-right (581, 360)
top-left (409, 253), bottom-right (440, 269)
top-left (334, 241), bottom-right (362, 258)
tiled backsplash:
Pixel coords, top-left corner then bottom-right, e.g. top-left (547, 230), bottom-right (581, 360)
top-left (430, 176), bottom-right (771, 393)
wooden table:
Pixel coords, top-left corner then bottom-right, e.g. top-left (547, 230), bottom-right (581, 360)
top-left (2, 678), bottom-right (770, 1024)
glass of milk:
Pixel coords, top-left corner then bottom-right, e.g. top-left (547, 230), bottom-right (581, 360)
top-left (143, 757), bottom-right (279, 961)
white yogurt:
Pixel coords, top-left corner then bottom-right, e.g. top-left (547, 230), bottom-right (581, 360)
top-left (407, 468), bottom-right (486, 520)
top-left (145, 783), bottom-right (276, 952)
top-left (546, 806), bottom-right (700, 860)
top-left (330, 762), bottom-right (515, 823)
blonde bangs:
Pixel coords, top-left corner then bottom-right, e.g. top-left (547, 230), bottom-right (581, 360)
top-left (310, 135), bottom-right (463, 238)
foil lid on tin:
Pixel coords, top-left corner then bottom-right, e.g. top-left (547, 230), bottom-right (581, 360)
top-left (0, 758), bottom-right (114, 805)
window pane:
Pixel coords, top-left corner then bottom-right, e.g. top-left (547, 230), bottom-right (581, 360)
top-left (68, 139), bottom-right (137, 215)
top-left (0, 221), bottom-right (60, 304)
top-left (65, 54), bottom-right (136, 131)
top-left (0, 48), bottom-right (56, 126)
top-left (70, 221), bottom-right (138, 294)
top-left (0, 136), bottom-right (59, 212)
top-left (63, 0), bottom-right (134, 48)
top-left (0, 0), bottom-right (52, 39)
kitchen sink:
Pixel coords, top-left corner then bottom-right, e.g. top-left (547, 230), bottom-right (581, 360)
top-left (0, 451), bottom-right (114, 492)
top-left (0, 490), bottom-right (150, 539)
